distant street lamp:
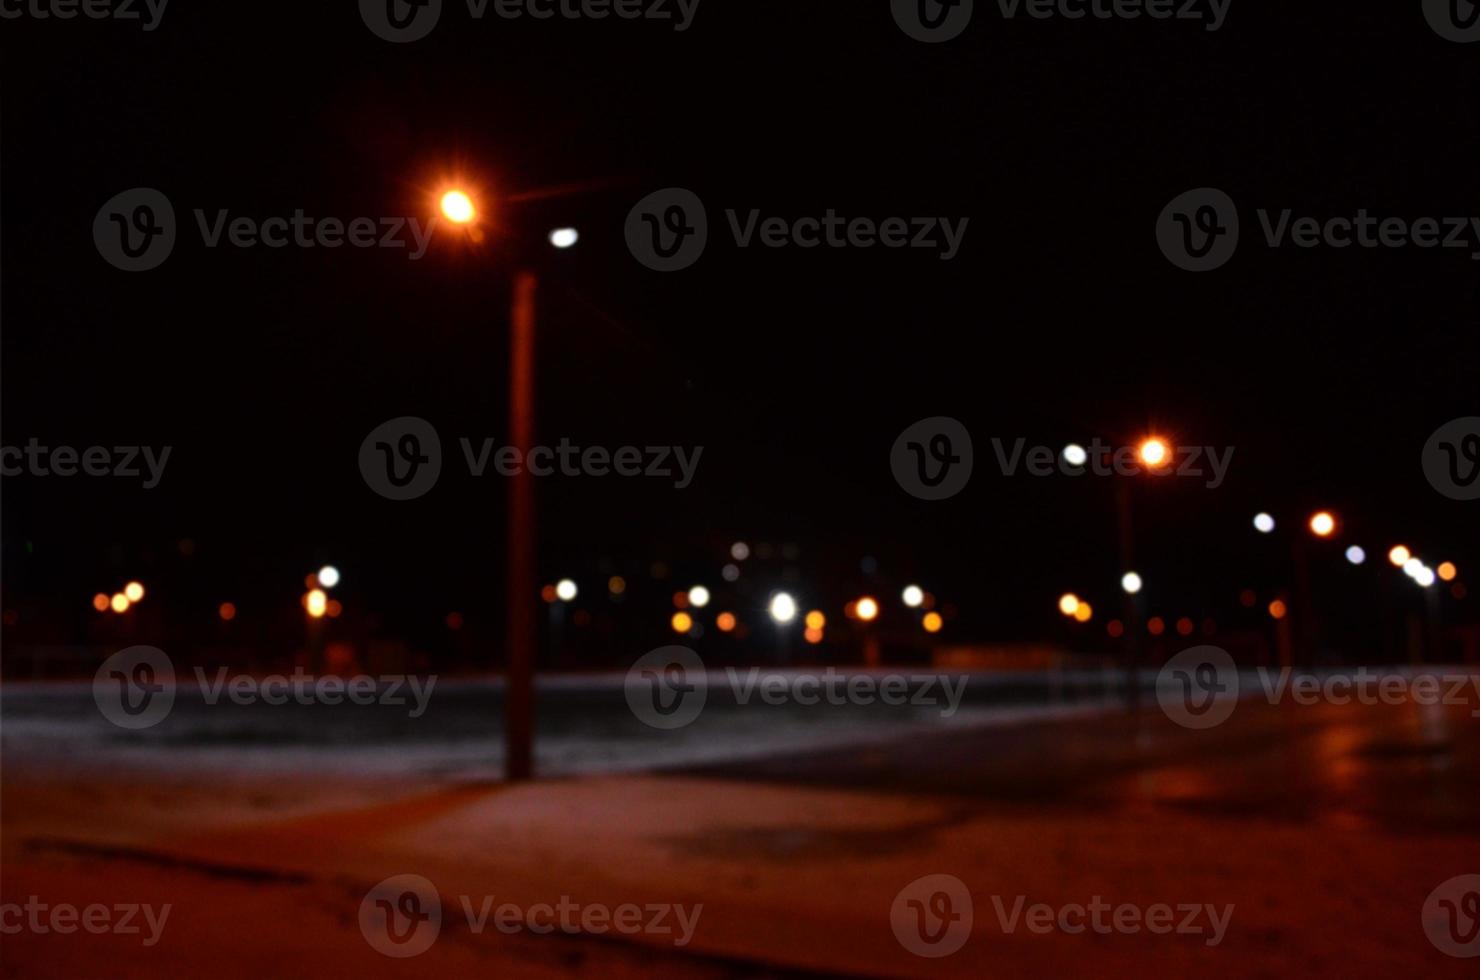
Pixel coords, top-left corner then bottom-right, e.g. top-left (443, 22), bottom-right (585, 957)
top-left (1137, 437), bottom-right (1170, 469)
top-left (1308, 511), bottom-right (1337, 538)
top-left (768, 592), bottom-right (798, 624)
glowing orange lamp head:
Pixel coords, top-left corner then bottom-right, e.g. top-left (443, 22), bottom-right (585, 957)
top-left (1138, 437), bottom-right (1171, 469)
top-left (440, 190), bottom-right (476, 225)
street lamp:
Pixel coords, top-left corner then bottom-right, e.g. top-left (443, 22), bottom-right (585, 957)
top-left (1121, 572), bottom-right (1143, 595)
top-left (435, 183), bottom-right (547, 782)
top-left (1137, 437), bottom-right (1171, 469)
top-left (768, 592), bottom-right (798, 624)
top-left (441, 190), bottom-right (476, 224)
top-left (1308, 511), bottom-right (1337, 538)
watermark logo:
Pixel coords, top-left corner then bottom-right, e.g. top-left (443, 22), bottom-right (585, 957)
top-left (1156, 646), bottom-right (1239, 730)
top-left (626, 188), bottom-right (708, 271)
top-left (94, 188), bottom-right (176, 272)
top-left (1157, 188), bottom-right (1239, 272)
top-left (360, 0), bottom-right (443, 42)
top-left (625, 646), bottom-right (708, 729)
top-left (891, 874), bottom-right (973, 957)
top-left (1422, 874), bottom-right (1480, 957)
top-left (1424, 0), bottom-right (1480, 42)
top-left (360, 874), bottom-right (442, 958)
top-left (1423, 417), bottom-right (1480, 501)
top-left (892, 0), bottom-right (974, 43)
top-left (0, 898), bottom-right (171, 946)
top-left (360, 417), bottom-right (444, 501)
top-left (93, 646), bottom-right (176, 730)
top-left (891, 417), bottom-right (973, 500)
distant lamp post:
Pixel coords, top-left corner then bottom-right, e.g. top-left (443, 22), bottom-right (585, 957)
top-left (1253, 512), bottom-right (1276, 534)
top-left (1121, 572), bottom-right (1143, 595)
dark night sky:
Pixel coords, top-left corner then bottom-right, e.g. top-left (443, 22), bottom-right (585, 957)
top-left (3, 2), bottom-right (1477, 652)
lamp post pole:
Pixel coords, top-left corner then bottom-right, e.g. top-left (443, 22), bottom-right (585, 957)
top-left (505, 270), bottom-right (538, 781)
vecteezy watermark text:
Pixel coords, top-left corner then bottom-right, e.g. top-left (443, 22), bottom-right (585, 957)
top-left (624, 647), bottom-right (968, 729)
top-left (0, 898), bottom-right (170, 946)
top-left (0, 0), bottom-right (169, 30)
top-left (93, 646), bottom-right (437, 730)
top-left (1, 440), bottom-right (170, 489)
top-left (991, 438), bottom-right (1233, 488)
top-left (360, 0), bottom-right (701, 43)
top-left (990, 895), bottom-right (1233, 947)
top-left (94, 188), bottom-right (437, 272)
top-left (358, 874), bottom-right (701, 958)
top-left (625, 188), bottom-right (968, 271)
top-left (1157, 647), bottom-right (1480, 730)
top-left (892, 0), bottom-right (1231, 43)
top-left (358, 417), bottom-right (703, 500)
top-left (1158, 187), bottom-right (1480, 271)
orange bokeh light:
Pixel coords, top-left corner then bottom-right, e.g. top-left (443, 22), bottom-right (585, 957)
top-left (440, 190), bottom-right (476, 224)
top-left (1138, 437), bottom-right (1171, 469)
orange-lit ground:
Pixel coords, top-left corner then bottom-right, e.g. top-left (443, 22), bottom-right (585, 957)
top-left (3, 697), bottom-right (1477, 978)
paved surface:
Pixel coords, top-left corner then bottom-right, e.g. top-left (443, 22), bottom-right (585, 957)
top-left (3, 673), bottom-right (1479, 977)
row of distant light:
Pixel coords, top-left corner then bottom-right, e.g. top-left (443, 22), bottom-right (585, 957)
top-left (97, 565), bottom-right (344, 622)
top-left (1058, 590), bottom-right (1286, 634)
top-left (1251, 511), bottom-right (1456, 588)
top-left (1058, 509), bottom-right (1461, 626)
top-left (90, 581), bottom-right (147, 615)
top-left (544, 536), bottom-right (946, 643)
top-left (303, 565), bottom-right (342, 619)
